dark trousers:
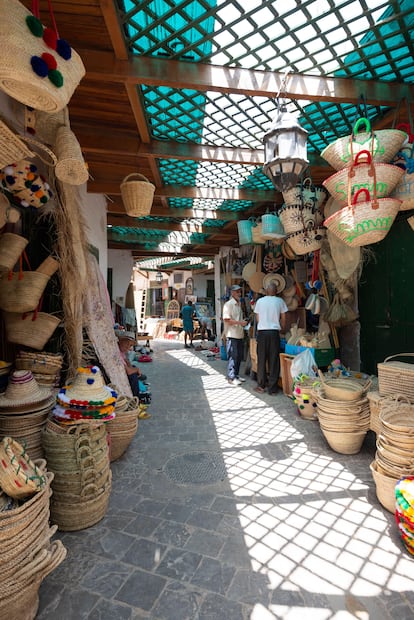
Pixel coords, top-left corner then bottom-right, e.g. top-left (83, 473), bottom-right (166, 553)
top-left (128, 373), bottom-right (147, 397)
top-left (256, 330), bottom-right (281, 393)
top-left (226, 337), bottom-right (244, 380)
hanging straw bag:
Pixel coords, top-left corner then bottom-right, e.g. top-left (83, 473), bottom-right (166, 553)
top-left (0, 232), bottom-right (28, 272)
top-left (3, 310), bottom-right (60, 350)
top-left (320, 117), bottom-right (407, 171)
top-left (323, 185), bottom-right (401, 247)
top-left (323, 149), bottom-right (404, 206)
top-left (285, 224), bottom-right (326, 256)
top-left (120, 173), bottom-right (155, 217)
top-left (0, 0), bottom-right (85, 112)
top-left (54, 108), bottom-right (89, 185)
top-left (237, 218), bottom-right (254, 245)
top-left (261, 213), bottom-right (285, 240)
top-left (0, 118), bottom-right (35, 169)
top-left (0, 251), bottom-right (50, 313)
top-left (279, 203), bottom-right (315, 234)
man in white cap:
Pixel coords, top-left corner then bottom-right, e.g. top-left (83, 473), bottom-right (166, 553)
top-left (254, 281), bottom-right (287, 395)
top-left (222, 285), bottom-right (248, 386)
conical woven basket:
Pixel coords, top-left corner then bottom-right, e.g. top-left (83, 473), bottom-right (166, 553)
top-left (120, 173), bottom-right (155, 216)
top-left (54, 125), bottom-right (89, 186)
top-left (0, 233), bottom-right (28, 272)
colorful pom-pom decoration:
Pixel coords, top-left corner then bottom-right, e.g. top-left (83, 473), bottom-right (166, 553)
top-left (26, 15), bottom-right (43, 37)
top-left (48, 69), bottom-right (64, 88)
top-left (43, 27), bottom-right (57, 50)
top-left (31, 56), bottom-right (49, 78)
top-left (56, 38), bottom-right (72, 60)
top-left (41, 53), bottom-right (57, 71)
top-left (87, 378), bottom-right (94, 385)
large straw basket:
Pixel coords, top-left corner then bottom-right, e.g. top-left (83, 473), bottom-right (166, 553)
top-left (323, 188), bottom-right (400, 248)
top-left (251, 221), bottom-right (265, 244)
top-left (0, 437), bottom-right (46, 499)
top-left (261, 213), bottom-right (285, 240)
top-left (320, 117), bottom-right (407, 171)
top-left (322, 151), bottom-right (404, 206)
top-left (322, 428), bottom-right (366, 454)
top-left (377, 353), bottom-right (414, 399)
top-left (54, 125), bottom-right (89, 186)
top-left (0, 271), bottom-right (50, 313)
top-left (317, 370), bottom-right (371, 401)
top-left (15, 351), bottom-right (63, 375)
top-left (120, 173), bottom-right (155, 216)
top-left (0, 232), bottom-right (28, 271)
top-left (285, 226), bottom-right (325, 256)
top-left (3, 311), bottom-right (60, 350)
top-left (0, 0), bottom-right (85, 112)
top-left (367, 391), bottom-right (383, 434)
top-left (51, 475), bottom-right (112, 531)
top-left (370, 460), bottom-right (398, 513)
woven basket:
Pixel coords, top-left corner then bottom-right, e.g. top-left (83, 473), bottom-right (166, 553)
top-left (367, 391), bottom-right (383, 434)
top-left (3, 311), bottom-right (60, 350)
top-left (261, 213), bottom-right (286, 240)
top-left (251, 221), bottom-right (265, 244)
top-left (15, 351), bottom-right (63, 375)
top-left (120, 173), bottom-right (155, 216)
top-left (320, 117), bottom-right (407, 171)
top-left (323, 151), bottom-right (404, 206)
top-left (285, 226), bottom-right (325, 256)
top-left (377, 354), bottom-right (414, 399)
top-left (318, 370), bottom-right (371, 401)
top-left (0, 270), bottom-right (50, 313)
top-left (237, 219), bottom-right (254, 245)
top-left (370, 459), bottom-right (398, 513)
top-left (35, 256), bottom-right (59, 278)
top-left (0, 437), bottom-right (46, 499)
top-left (279, 204), bottom-right (315, 234)
top-left (323, 188), bottom-right (400, 247)
top-left (109, 421), bottom-right (138, 462)
top-left (51, 476), bottom-right (111, 531)
top-left (0, 0), bottom-right (85, 112)
top-left (379, 397), bottom-right (414, 436)
top-left (321, 428), bottom-right (366, 454)
top-left (54, 125), bottom-right (89, 186)
top-left (0, 118), bottom-right (34, 169)
top-left (0, 232), bottom-right (28, 272)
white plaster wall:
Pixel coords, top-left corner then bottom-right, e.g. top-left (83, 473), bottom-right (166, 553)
top-left (108, 249), bottom-right (134, 305)
top-left (80, 192), bottom-right (108, 279)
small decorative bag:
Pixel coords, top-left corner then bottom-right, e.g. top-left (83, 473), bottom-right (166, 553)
top-left (0, 0), bottom-right (85, 112)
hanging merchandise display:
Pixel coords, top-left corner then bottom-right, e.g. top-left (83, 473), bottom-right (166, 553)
top-left (320, 116), bottom-right (407, 170)
top-left (0, 0), bottom-right (85, 112)
top-left (391, 101), bottom-right (414, 211)
top-left (120, 173), bottom-right (155, 217)
top-left (237, 218), bottom-right (254, 245)
top-left (261, 212), bottom-right (286, 240)
top-left (324, 197), bottom-right (361, 279)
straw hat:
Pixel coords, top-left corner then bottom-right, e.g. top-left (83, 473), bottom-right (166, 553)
top-left (57, 365), bottom-right (118, 408)
top-left (0, 370), bottom-right (53, 410)
top-left (263, 273), bottom-right (286, 294)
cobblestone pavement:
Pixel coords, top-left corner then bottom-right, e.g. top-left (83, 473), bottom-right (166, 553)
top-left (38, 340), bottom-right (414, 619)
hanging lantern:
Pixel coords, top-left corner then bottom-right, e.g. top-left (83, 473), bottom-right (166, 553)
top-left (155, 271), bottom-right (163, 283)
top-left (263, 102), bottom-right (308, 192)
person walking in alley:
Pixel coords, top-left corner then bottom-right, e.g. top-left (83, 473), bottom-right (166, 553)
top-left (181, 299), bottom-right (196, 348)
top-left (223, 284), bottom-right (247, 386)
top-left (254, 281), bottom-right (288, 395)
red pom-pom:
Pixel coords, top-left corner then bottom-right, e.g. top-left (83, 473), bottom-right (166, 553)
top-left (43, 27), bottom-right (57, 50)
top-left (41, 52), bottom-right (57, 70)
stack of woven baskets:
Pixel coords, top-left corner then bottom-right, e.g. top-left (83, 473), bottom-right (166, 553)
top-left (395, 477), bottom-right (414, 556)
top-left (315, 371), bottom-right (371, 454)
top-left (42, 421), bottom-right (112, 531)
top-left (0, 370), bottom-right (55, 460)
top-left (279, 177), bottom-right (327, 255)
top-left (0, 437), bottom-right (66, 619)
top-left (107, 394), bottom-right (140, 462)
top-left (321, 117), bottom-right (406, 247)
top-left (15, 350), bottom-right (63, 387)
top-left (370, 395), bottom-right (414, 514)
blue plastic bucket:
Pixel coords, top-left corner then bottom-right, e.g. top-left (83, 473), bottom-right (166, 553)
top-left (237, 219), bottom-right (253, 245)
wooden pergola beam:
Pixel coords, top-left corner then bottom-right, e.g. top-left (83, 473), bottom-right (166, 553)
top-left (107, 214), bottom-right (235, 236)
top-left (106, 202), bottom-right (242, 221)
top-left (108, 243), bottom-right (218, 256)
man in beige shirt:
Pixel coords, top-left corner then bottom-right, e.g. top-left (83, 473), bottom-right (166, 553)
top-left (222, 285), bottom-right (247, 386)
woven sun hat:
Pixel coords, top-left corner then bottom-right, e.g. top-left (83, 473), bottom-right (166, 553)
top-left (57, 366), bottom-right (118, 409)
top-left (0, 370), bottom-right (53, 411)
top-left (263, 273), bottom-right (286, 294)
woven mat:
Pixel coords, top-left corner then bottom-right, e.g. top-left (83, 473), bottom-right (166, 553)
top-left (82, 254), bottom-right (132, 398)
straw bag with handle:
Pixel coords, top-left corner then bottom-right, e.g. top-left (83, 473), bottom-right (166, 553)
top-left (0, 0), bottom-right (85, 112)
top-left (120, 173), bottom-right (155, 216)
top-left (0, 250), bottom-right (51, 313)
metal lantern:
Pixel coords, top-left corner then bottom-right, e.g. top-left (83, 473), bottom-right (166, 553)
top-left (155, 271), bottom-right (163, 283)
top-left (263, 102), bottom-right (308, 192)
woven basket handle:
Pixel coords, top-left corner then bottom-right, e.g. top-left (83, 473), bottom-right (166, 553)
top-left (20, 135), bottom-right (57, 167)
top-left (383, 353), bottom-right (414, 363)
top-left (31, 0), bottom-right (60, 38)
top-left (350, 117), bottom-right (375, 163)
top-left (122, 173), bottom-right (151, 184)
top-left (317, 369), bottom-right (326, 384)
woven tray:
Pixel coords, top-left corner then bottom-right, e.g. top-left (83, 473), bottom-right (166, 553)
top-left (377, 354), bottom-right (414, 399)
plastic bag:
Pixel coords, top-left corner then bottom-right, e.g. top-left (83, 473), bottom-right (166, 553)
top-left (290, 348), bottom-right (318, 380)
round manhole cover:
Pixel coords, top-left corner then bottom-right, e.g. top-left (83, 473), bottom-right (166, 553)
top-left (164, 451), bottom-right (227, 485)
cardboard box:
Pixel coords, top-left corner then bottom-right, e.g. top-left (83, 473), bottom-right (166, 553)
top-left (284, 344), bottom-right (336, 368)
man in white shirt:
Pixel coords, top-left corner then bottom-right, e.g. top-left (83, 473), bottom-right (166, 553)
top-left (254, 282), bottom-right (288, 395)
top-left (222, 285), bottom-right (247, 386)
